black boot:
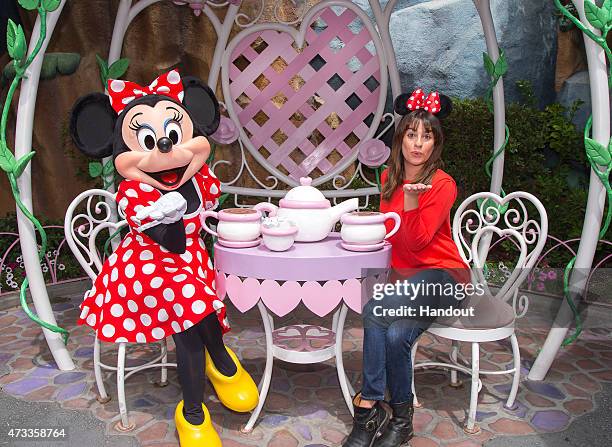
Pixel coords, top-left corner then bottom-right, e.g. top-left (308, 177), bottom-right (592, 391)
top-left (377, 401), bottom-right (414, 446)
top-left (342, 394), bottom-right (391, 447)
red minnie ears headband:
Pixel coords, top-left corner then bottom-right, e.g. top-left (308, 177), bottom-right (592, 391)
top-left (107, 69), bottom-right (184, 114)
top-left (393, 88), bottom-right (453, 119)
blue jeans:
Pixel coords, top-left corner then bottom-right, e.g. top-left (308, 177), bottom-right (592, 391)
top-left (360, 269), bottom-right (457, 404)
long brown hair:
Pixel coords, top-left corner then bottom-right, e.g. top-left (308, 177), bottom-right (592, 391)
top-left (381, 110), bottom-right (445, 202)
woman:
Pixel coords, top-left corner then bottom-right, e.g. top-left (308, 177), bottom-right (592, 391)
top-left (343, 89), bottom-right (469, 447)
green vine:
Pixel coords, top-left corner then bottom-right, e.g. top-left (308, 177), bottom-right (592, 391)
top-left (1, 0), bottom-right (69, 344)
top-left (554, 0), bottom-right (612, 346)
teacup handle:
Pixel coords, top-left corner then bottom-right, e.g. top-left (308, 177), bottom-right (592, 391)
top-left (384, 212), bottom-right (401, 239)
top-left (200, 210), bottom-right (219, 237)
top-left (254, 202), bottom-right (278, 217)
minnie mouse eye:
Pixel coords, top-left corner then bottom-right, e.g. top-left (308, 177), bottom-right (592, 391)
top-left (165, 122), bottom-right (182, 145)
top-left (137, 127), bottom-right (156, 151)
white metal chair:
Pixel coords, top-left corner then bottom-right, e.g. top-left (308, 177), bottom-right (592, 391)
top-left (64, 189), bottom-right (176, 431)
top-left (411, 191), bottom-right (548, 434)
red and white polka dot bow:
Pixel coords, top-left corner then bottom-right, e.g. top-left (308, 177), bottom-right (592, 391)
top-left (107, 70), bottom-right (184, 114)
top-left (405, 88), bottom-right (441, 114)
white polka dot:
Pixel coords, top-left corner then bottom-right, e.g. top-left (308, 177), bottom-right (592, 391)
top-left (223, 317), bottom-right (229, 327)
top-left (140, 250), bottom-right (154, 261)
top-left (167, 70), bottom-right (181, 84)
top-left (118, 197), bottom-right (128, 210)
top-left (95, 294), bottom-right (104, 307)
top-left (152, 327), bottom-right (165, 339)
top-left (136, 332), bottom-right (146, 343)
top-left (142, 263), bottom-right (156, 275)
top-left (123, 318), bottom-right (136, 331)
top-left (157, 86), bottom-right (170, 93)
top-left (182, 284), bottom-right (195, 298)
top-left (102, 324), bottom-right (115, 338)
top-left (104, 291), bottom-right (112, 303)
top-left (125, 189), bottom-right (138, 198)
top-left (150, 277), bottom-right (163, 288)
top-left (197, 267), bottom-right (206, 278)
top-left (165, 267), bottom-right (178, 273)
top-left (178, 91), bottom-right (184, 102)
top-left (141, 314), bottom-right (152, 326)
top-left (183, 320), bottom-right (194, 330)
top-left (196, 252), bottom-right (203, 263)
top-left (139, 183), bottom-right (154, 192)
top-left (102, 275), bottom-right (109, 287)
top-left (199, 239), bottom-right (206, 250)
top-left (184, 266), bottom-right (193, 274)
top-left (211, 279), bottom-right (215, 289)
top-left (180, 251), bottom-right (193, 263)
top-left (158, 309), bottom-right (169, 322)
top-left (122, 249), bottom-right (133, 262)
top-left (86, 314), bottom-right (97, 326)
top-left (149, 78), bottom-right (158, 89)
top-left (125, 264), bottom-right (136, 278)
top-left (173, 274), bottom-right (187, 283)
top-left (121, 237), bottom-right (132, 248)
top-left (118, 283), bottom-right (127, 298)
top-left (209, 184), bottom-right (219, 195)
top-left (162, 257), bottom-right (175, 263)
top-left (209, 170), bottom-right (217, 179)
top-left (128, 300), bottom-right (138, 312)
top-left (110, 79), bottom-right (125, 92)
top-left (203, 284), bottom-right (214, 296)
top-left (171, 321), bottom-right (182, 332)
top-left (212, 300), bottom-right (224, 311)
top-left (160, 245), bottom-right (170, 252)
top-left (186, 240), bottom-right (193, 247)
top-left (207, 259), bottom-right (213, 269)
top-left (185, 223), bottom-right (196, 235)
top-left (80, 306), bottom-right (90, 319)
top-left (191, 300), bottom-right (206, 314)
top-left (163, 288), bottom-right (175, 301)
top-left (133, 280), bottom-right (143, 295)
top-left (144, 296), bottom-right (157, 308)
top-left (115, 337), bottom-right (128, 343)
top-left (173, 303), bottom-right (184, 317)
top-left (110, 304), bottom-right (124, 317)
top-left (111, 267), bottom-right (119, 281)
top-left (108, 253), bottom-right (118, 266)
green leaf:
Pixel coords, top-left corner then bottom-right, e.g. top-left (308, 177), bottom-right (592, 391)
top-left (17, 0), bottom-right (39, 10)
top-left (584, 1), bottom-right (608, 30)
top-left (601, 0), bottom-right (612, 23)
top-left (585, 137), bottom-right (611, 166)
top-left (41, 0), bottom-right (61, 11)
top-left (88, 161), bottom-right (103, 178)
top-left (102, 160), bottom-right (115, 175)
top-left (6, 19), bottom-right (18, 59)
top-left (477, 197), bottom-right (509, 215)
top-left (494, 49), bottom-right (508, 78)
top-left (14, 152), bottom-right (35, 177)
top-left (483, 52), bottom-right (495, 77)
top-left (95, 54), bottom-right (108, 85)
top-left (0, 151), bottom-right (17, 173)
top-left (107, 58), bottom-right (130, 80)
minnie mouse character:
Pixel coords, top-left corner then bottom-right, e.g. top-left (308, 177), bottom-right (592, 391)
top-left (70, 70), bottom-right (258, 447)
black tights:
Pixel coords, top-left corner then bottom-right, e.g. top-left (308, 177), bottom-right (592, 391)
top-left (172, 312), bottom-right (236, 425)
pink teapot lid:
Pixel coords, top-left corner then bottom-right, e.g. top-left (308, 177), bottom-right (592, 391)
top-left (279, 177), bottom-right (331, 209)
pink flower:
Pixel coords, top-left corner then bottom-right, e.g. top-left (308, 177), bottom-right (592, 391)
top-left (536, 282), bottom-right (545, 292)
top-left (547, 270), bottom-right (557, 280)
top-left (357, 139), bottom-right (390, 168)
top-left (211, 115), bottom-right (239, 145)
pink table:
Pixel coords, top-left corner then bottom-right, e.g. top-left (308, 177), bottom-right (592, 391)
top-left (214, 233), bottom-right (391, 430)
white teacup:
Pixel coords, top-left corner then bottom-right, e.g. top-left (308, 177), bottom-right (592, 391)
top-left (200, 203), bottom-right (276, 242)
top-left (340, 211), bottom-right (401, 245)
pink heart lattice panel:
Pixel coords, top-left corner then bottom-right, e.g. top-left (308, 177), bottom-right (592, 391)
top-left (227, 5), bottom-right (384, 184)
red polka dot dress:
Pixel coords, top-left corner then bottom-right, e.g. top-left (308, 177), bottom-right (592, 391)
top-left (78, 164), bottom-right (230, 343)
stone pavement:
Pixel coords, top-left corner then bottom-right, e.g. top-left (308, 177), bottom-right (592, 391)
top-left (0, 290), bottom-right (611, 447)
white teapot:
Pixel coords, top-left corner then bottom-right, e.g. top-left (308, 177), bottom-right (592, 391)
top-left (260, 177), bottom-right (358, 242)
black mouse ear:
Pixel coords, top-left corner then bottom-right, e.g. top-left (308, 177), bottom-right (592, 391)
top-left (181, 76), bottom-right (220, 136)
top-left (436, 94), bottom-right (453, 119)
top-left (393, 93), bottom-right (412, 116)
top-left (70, 93), bottom-right (116, 159)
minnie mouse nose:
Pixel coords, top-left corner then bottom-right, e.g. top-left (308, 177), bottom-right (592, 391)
top-left (157, 137), bottom-right (173, 153)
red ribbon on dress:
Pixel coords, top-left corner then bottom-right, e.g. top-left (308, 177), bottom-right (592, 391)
top-left (405, 88), bottom-right (441, 114)
top-left (107, 70), bottom-right (184, 114)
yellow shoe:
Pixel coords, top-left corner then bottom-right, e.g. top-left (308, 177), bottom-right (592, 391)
top-left (174, 400), bottom-right (222, 447)
top-left (205, 346), bottom-right (259, 412)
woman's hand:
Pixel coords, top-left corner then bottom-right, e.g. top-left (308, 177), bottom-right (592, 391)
top-left (403, 183), bottom-right (431, 211)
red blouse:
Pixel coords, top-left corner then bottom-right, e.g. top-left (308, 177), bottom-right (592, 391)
top-left (380, 168), bottom-right (469, 279)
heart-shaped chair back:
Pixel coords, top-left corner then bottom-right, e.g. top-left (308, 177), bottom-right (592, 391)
top-left (64, 189), bottom-right (128, 281)
top-left (452, 191), bottom-right (548, 304)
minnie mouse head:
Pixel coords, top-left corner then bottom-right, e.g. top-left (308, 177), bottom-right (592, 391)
top-left (393, 88), bottom-right (453, 119)
top-left (70, 70), bottom-right (220, 191)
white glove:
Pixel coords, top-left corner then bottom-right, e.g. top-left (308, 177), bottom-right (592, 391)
top-left (136, 191), bottom-right (187, 224)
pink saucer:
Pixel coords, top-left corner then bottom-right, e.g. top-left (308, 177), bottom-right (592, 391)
top-left (217, 238), bottom-right (261, 248)
top-left (340, 240), bottom-right (387, 252)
